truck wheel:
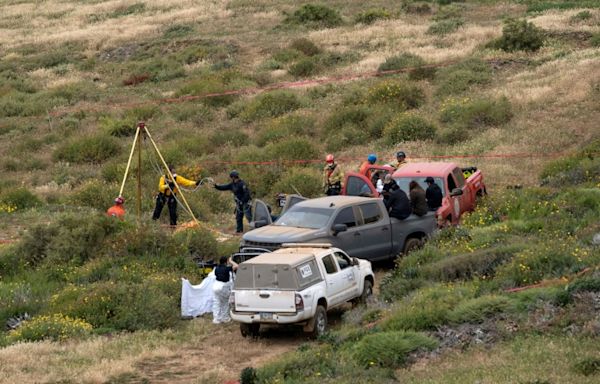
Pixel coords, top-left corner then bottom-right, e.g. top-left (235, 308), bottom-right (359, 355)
top-left (307, 306), bottom-right (327, 339)
top-left (357, 279), bottom-right (373, 305)
top-left (240, 323), bottom-right (260, 338)
top-left (403, 237), bottom-right (422, 255)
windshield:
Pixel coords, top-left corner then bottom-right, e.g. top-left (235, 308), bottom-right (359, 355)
top-left (273, 206), bottom-right (333, 229)
top-left (394, 177), bottom-right (445, 196)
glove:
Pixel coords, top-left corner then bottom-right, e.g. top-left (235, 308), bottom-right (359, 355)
top-left (168, 182), bottom-right (175, 189)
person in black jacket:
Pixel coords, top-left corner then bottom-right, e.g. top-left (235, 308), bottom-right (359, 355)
top-left (384, 182), bottom-right (412, 220)
top-left (425, 176), bottom-right (443, 211)
top-left (214, 170), bottom-right (252, 233)
top-left (409, 180), bottom-right (428, 216)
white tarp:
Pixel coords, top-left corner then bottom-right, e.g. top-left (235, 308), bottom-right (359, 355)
top-left (181, 272), bottom-right (216, 318)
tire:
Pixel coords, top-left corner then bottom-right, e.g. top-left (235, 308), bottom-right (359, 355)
top-left (240, 323), bottom-right (260, 338)
top-left (357, 279), bottom-right (373, 306)
top-left (307, 305), bottom-right (327, 339)
top-left (403, 237), bottom-right (422, 255)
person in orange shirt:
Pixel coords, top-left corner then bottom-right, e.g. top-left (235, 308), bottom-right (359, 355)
top-left (107, 196), bottom-right (126, 219)
top-left (358, 153), bottom-right (377, 179)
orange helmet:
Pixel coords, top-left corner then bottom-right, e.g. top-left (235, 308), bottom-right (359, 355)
top-left (326, 154), bottom-right (334, 163)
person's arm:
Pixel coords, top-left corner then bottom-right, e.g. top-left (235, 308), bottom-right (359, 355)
top-left (228, 257), bottom-right (239, 271)
top-left (214, 182), bottom-right (233, 191)
top-left (175, 175), bottom-right (197, 188)
top-left (158, 176), bottom-right (168, 193)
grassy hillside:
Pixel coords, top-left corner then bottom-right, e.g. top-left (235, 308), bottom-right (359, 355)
top-left (0, 0), bottom-right (599, 383)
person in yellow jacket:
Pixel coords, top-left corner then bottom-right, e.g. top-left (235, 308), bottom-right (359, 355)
top-left (152, 167), bottom-right (199, 226)
top-left (323, 154), bottom-right (343, 195)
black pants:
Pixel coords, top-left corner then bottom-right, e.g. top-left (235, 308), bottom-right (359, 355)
top-left (152, 193), bottom-right (177, 226)
top-left (326, 182), bottom-right (341, 196)
top-left (235, 202), bottom-right (252, 233)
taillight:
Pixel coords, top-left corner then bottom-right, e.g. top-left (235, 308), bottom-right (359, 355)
top-left (229, 292), bottom-right (235, 307)
top-left (295, 294), bottom-right (304, 311)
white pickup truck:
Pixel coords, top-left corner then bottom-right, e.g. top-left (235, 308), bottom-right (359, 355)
top-left (230, 244), bottom-right (375, 338)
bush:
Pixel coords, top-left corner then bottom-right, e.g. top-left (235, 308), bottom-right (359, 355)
top-left (54, 135), bottom-right (121, 164)
top-left (427, 18), bottom-right (464, 35)
top-left (492, 19), bottom-right (545, 52)
top-left (355, 8), bottom-right (390, 25)
top-left (449, 295), bottom-right (512, 324)
top-left (7, 314), bottom-right (92, 342)
top-left (101, 116), bottom-right (137, 137)
top-left (540, 140), bottom-right (600, 186)
top-left (210, 128), bottom-right (249, 147)
top-left (257, 345), bottom-right (338, 381)
top-left (68, 179), bottom-right (115, 210)
top-left (350, 331), bottom-right (438, 368)
top-left (572, 357), bottom-right (600, 376)
top-left (0, 188), bottom-right (42, 210)
top-left (367, 80), bottom-right (425, 110)
top-left (325, 125), bottom-right (371, 152)
top-left (240, 91), bottom-right (303, 122)
top-left (289, 38), bottom-right (321, 56)
top-left (177, 72), bottom-right (245, 107)
top-left (265, 137), bottom-right (319, 161)
top-left (591, 32), bottom-right (600, 47)
top-left (383, 113), bottom-right (436, 144)
top-left (284, 4), bottom-right (343, 29)
top-left (324, 106), bottom-right (372, 133)
top-left (270, 167), bottom-right (323, 197)
top-left (379, 276), bottom-right (425, 302)
top-left (171, 227), bottom-right (219, 261)
top-left (440, 96), bottom-right (513, 129)
top-left (378, 53), bottom-right (425, 72)
top-left (288, 57), bottom-right (320, 77)
top-left (435, 59), bottom-right (491, 96)
top-left (254, 114), bottom-right (316, 147)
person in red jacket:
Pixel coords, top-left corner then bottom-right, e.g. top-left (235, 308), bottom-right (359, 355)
top-left (106, 196), bottom-right (126, 219)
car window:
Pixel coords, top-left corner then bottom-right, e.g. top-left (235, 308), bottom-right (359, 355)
top-left (274, 206), bottom-right (333, 229)
top-left (235, 264), bottom-right (297, 290)
top-left (447, 174), bottom-right (457, 191)
top-left (452, 167), bottom-right (465, 188)
top-left (394, 177), bottom-right (445, 196)
top-left (346, 176), bottom-right (371, 196)
top-left (334, 252), bottom-right (351, 270)
top-left (321, 254), bottom-right (338, 274)
top-left (333, 207), bottom-right (356, 228)
top-left (296, 259), bottom-right (323, 289)
top-left (359, 203), bottom-right (382, 224)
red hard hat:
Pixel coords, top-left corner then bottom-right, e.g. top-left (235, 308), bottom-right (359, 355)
top-left (115, 196), bottom-right (125, 204)
top-left (326, 154), bottom-right (334, 163)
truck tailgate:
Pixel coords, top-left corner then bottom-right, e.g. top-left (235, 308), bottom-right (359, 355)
top-left (234, 290), bottom-right (296, 313)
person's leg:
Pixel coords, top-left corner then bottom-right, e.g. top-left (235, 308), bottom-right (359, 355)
top-left (220, 284), bottom-right (232, 322)
top-left (168, 196), bottom-right (177, 226)
top-left (152, 194), bottom-right (165, 220)
top-left (235, 204), bottom-right (244, 233)
top-left (212, 282), bottom-right (222, 324)
top-left (243, 203), bottom-right (252, 226)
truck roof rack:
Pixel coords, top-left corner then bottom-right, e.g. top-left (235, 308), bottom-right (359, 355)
top-left (281, 243), bottom-right (332, 249)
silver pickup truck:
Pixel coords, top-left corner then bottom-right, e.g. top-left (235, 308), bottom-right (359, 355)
top-left (240, 196), bottom-right (437, 262)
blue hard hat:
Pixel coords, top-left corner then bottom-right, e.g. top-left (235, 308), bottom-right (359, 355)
top-left (367, 154), bottom-right (377, 163)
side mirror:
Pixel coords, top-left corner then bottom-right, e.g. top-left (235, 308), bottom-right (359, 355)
top-left (352, 257), bottom-right (359, 266)
top-left (332, 223), bottom-right (348, 235)
top-left (254, 219), bottom-right (268, 228)
top-left (450, 188), bottom-right (463, 197)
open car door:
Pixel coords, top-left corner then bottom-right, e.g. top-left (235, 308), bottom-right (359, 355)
top-left (250, 199), bottom-right (273, 229)
top-left (342, 172), bottom-right (378, 197)
top-left (280, 194), bottom-right (307, 215)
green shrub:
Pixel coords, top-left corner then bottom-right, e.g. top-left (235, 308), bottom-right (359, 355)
top-left (270, 167), bottom-right (323, 197)
top-left (383, 113), bottom-right (436, 144)
top-left (265, 137), bottom-right (319, 161)
top-left (257, 345), bottom-right (337, 381)
top-left (0, 188), bottom-right (42, 210)
top-left (449, 295), bottom-right (512, 324)
top-left (108, 2), bottom-right (146, 18)
top-left (378, 53), bottom-right (425, 72)
top-left (255, 114), bottom-right (316, 147)
top-left (289, 57), bottom-right (320, 77)
top-left (177, 72), bottom-right (244, 107)
top-left (171, 227), bottom-right (219, 261)
top-left (100, 116), bottom-right (137, 137)
top-left (350, 331), bottom-right (438, 368)
top-left (324, 105), bottom-right (372, 133)
top-left (439, 96), bottom-right (513, 129)
top-left (272, 48), bottom-right (303, 63)
top-left (435, 59), bottom-right (491, 96)
top-left (379, 276), bottom-right (425, 302)
top-left (355, 8), bottom-right (390, 25)
top-left (54, 135), bottom-right (121, 164)
top-left (284, 4), bottom-right (343, 29)
top-left (68, 179), bottom-right (115, 211)
top-left (325, 125), bottom-right (371, 152)
top-left (289, 38), bottom-right (321, 56)
top-left (253, 124), bottom-right (287, 148)
top-left (7, 314), bottom-right (92, 342)
top-left (572, 357), bottom-right (600, 376)
top-left (163, 23), bottom-right (195, 39)
top-left (570, 10), bottom-right (592, 23)
top-left (210, 128), bottom-right (249, 147)
top-left (492, 19), bottom-right (545, 52)
top-left (384, 302), bottom-right (450, 331)
top-left (567, 276), bottom-right (600, 296)
top-left (591, 32), bottom-right (600, 47)
top-left (436, 125), bottom-right (470, 144)
top-left (540, 140), bottom-right (600, 186)
top-left (367, 80), bottom-right (425, 110)
top-left (240, 91), bottom-right (302, 122)
top-left (421, 245), bottom-right (521, 282)
top-left (432, 4), bottom-right (464, 20)
top-left (428, 18), bottom-right (464, 35)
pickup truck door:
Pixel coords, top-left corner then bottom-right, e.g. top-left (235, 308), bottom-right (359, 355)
top-left (354, 202), bottom-right (393, 259)
top-left (330, 206), bottom-right (362, 258)
top-left (342, 173), bottom-right (377, 197)
top-left (333, 251), bottom-right (360, 300)
top-left (320, 253), bottom-right (349, 306)
top-left (447, 170), bottom-right (465, 222)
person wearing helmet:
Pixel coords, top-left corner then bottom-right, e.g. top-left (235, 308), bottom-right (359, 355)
top-left (106, 196), bottom-right (126, 219)
top-left (393, 151), bottom-right (407, 169)
top-left (214, 170), bottom-right (252, 233)
top-left (323, 154), bottom-right (342, 196)
top-left (152, 166), bottom-right (200, 226)
top-left (359, 153), bottom-right (378, 179)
